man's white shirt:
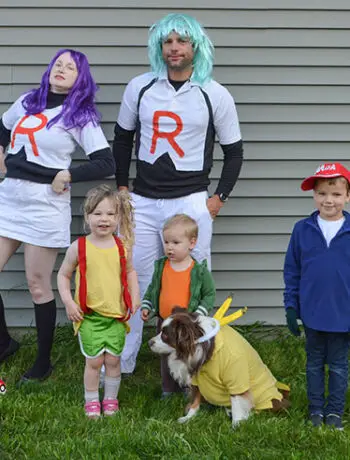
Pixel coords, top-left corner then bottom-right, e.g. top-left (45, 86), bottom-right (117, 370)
top-left (117, 72), bottom-right (241, 172)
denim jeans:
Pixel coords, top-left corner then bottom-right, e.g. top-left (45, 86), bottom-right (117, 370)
top-left (305, 327), bottom-right (350, 416)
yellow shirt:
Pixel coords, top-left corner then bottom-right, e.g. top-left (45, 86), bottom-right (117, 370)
top-left (192, 326), bottom-right (282, 410)
top-left (74, 239), bottom-right (126, 320)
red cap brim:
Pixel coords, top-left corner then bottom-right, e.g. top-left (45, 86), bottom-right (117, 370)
top-left (300, 177), bottom-right (317, 191)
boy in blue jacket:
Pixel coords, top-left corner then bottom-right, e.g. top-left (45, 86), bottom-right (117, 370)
top-left (284, 162), bottom-right (350, 430)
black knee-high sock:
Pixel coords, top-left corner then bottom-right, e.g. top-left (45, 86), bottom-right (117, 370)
top-left (0, 293), bottom-right (11, 349)
top-left (25, 299), bottom-right (56, 378)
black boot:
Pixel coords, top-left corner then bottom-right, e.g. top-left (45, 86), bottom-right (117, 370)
top-left (20, 299), bottom-right (56, 381)
top-left (0, 293), bottom-right (19, 363)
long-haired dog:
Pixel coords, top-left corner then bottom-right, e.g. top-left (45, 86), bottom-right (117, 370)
top-left (149, 308), bottom-right (289, 428)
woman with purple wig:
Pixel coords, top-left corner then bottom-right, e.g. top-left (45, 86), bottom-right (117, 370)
top-left (0, 49), bottom-right (115, 383)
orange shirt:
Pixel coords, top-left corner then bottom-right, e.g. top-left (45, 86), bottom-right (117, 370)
top-left (159, 259), bottom-right (194, 319)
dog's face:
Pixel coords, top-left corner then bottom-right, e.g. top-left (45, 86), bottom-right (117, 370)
top-left (148, 308), bottom-right (209, 361)
top-left (149, 308), bottom-right (216, 387)
top-left (148, 316), bottom-right (175, 354)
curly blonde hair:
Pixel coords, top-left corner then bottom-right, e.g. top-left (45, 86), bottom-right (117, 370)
top-left (83, 184), bottom-right (135, 249)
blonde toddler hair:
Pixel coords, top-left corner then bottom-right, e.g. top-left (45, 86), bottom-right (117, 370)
top-left (83, 184), bottom-right (135, 249)
top-left (163, 213), bottom-right (198, 240)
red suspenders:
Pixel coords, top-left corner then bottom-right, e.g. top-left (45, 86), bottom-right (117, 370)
top-left (77, 236), bottom-right (89, 314)
top-left (77, 236), bottom-right (132, 322)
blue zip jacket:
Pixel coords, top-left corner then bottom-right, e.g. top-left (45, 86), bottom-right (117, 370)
top-left (284, 210), bottom-right (350, 332)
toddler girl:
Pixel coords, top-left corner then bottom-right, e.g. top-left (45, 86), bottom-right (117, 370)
top-left (58, 184), bottom-right (140, 418)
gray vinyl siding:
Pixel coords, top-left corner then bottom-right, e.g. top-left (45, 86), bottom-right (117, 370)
top-left (2, 1), bottom-right (350, 327)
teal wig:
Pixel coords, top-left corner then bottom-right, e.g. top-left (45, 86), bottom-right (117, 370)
top-left (148, 13), bottom-right (214, 86)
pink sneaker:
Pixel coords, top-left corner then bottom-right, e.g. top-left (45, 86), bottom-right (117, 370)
top-left (102, 399), bottom-right (119, 416)
top-left (84, 401), bottom-right (101, 419)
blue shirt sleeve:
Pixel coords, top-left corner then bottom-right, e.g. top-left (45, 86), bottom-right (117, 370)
top-left (283, 224), bottom-right (301, 314)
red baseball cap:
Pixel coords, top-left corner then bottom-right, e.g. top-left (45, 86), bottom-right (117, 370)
top-left (301, 163), bottom-right (350, 191)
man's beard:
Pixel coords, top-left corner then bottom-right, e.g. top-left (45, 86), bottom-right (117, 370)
top-left (166, 56), bottom-right (193, 72)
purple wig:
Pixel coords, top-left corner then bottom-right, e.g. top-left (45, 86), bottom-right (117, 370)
top-left (22, 48), bottom-right (101, 129)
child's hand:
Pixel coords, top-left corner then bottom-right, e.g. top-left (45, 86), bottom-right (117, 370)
top-left (285, 307), bottom-right (300, 336)
top-left (141, 309), bottom-right (150, 322)
top-left (132, 303), bottom-right (141, 315)
top-left (65, 301), bottom-right (83, 322)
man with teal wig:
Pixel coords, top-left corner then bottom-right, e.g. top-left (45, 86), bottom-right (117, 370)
top-left (113, 13), bottom-right (243, 376)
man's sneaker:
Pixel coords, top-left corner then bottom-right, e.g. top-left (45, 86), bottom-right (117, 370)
top-left (309, 413), bottom-right (324, 427)
top-left (325, 414), bottom-right (344, 431)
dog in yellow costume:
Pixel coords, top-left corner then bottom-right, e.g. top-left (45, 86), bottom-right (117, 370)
top-left (149, 295), bottom-right (290, 428)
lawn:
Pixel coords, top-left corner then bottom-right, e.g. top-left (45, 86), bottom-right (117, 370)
top-left (1, 324), bottom-right (350, 460)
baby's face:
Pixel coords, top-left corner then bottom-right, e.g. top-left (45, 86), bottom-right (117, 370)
top-left (163, 225), bottom-right (196, 263)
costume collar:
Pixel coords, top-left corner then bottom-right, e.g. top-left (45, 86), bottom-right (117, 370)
top-left (196, 317), bottom-right (220, 343)
top-left (158, 71), bottom-right (201, 87)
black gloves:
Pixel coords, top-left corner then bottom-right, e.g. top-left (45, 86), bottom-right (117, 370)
top-left (286, 307), bottom-right (301, 337)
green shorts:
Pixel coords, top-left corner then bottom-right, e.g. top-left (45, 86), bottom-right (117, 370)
top-left (78, 312), bottom-right (127, 358)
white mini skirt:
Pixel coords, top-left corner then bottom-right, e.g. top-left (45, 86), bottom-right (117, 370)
top-left (0, 178), bottom-right (71, 248)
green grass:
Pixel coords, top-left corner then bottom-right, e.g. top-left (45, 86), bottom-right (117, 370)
top-left (1, 325), bottom-right (350, 460)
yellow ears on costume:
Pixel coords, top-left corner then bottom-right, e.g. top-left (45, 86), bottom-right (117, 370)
top-left (213, 293), bottom-right (248, 326)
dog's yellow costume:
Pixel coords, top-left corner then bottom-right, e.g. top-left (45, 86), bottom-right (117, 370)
top-left (191, 294), bottom-right (290, 410)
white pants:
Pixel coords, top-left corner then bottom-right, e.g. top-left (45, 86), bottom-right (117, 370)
top-left (120, 191), bottom-right (213, 373)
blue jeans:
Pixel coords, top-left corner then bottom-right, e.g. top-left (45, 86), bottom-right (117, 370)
top-left (305, 327), bottom-right (350, 416)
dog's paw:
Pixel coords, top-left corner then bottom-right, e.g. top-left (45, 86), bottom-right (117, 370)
top-left (231, 413), bottom-right (251, 429)
top-left (177, 415), bottom-right (190, 424)
top-left (231, 418), bottom-right (242, 429)
top-left (230, 394), bottom-right (253, 429)
top-left (177, 406), bottom-right (199, 424)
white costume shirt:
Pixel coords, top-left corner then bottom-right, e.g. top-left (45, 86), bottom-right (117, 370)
top-left (118, 73), bottom-right (241, 172)
top-left (2, 95), bottom-right (109, 171)
top-left (117, 73), bottom-right (242, 198)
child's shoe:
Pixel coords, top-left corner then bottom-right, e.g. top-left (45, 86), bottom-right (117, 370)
top-left (325, 414), bottom-right (344, 431)
top-left (102, 399), bottom-right (119, 416)
top-left (309, 413), bottom-right (324, 427)
top-left (85, 401), bottom-right (101, 419)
